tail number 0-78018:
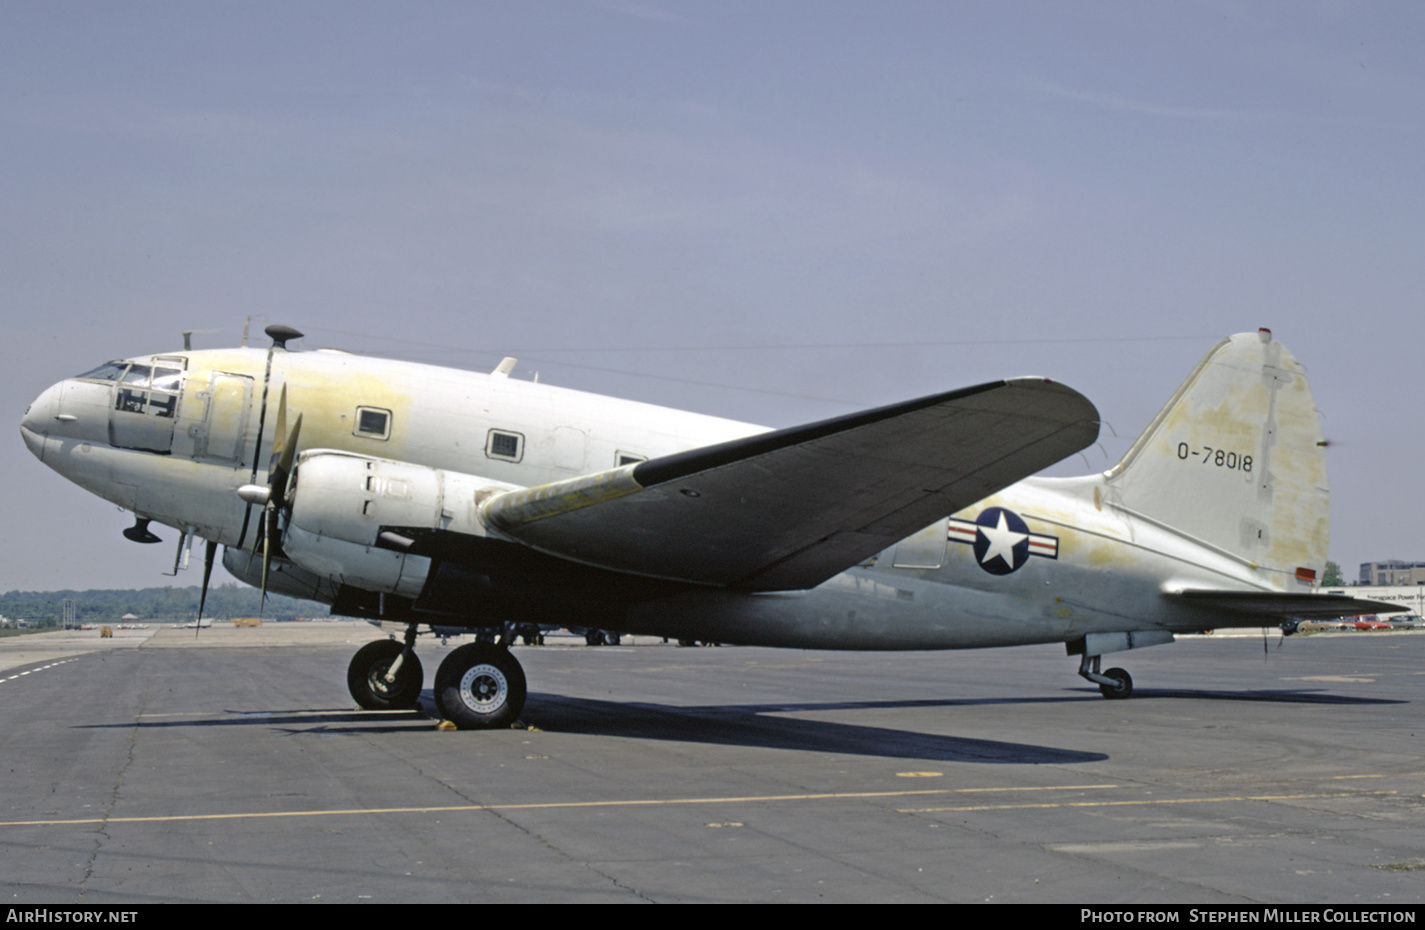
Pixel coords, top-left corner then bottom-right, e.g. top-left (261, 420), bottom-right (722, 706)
top-left (1177, 443), bottom-right (1252, 472)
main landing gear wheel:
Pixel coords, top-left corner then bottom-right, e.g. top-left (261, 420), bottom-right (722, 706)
top-left (434, 643), bottom-right (527, 730)
top-left (1098, 667), bottom-right (1133, 700)
top-left (348, 639), bottom-right (424, 710)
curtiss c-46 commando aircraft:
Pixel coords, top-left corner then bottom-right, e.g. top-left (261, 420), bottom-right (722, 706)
top-left (20, 326), bottom-right (1378, 729)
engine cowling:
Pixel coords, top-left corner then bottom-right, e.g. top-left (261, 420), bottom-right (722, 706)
top-left (222, 547), bottom-right (342, 604)
top-left (278, 450), bottom-right (519, 597)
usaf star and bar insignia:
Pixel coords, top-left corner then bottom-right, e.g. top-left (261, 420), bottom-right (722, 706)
top-left (947, 506), bottom-right (1059, 576)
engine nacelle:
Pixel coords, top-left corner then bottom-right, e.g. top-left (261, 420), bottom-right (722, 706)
top-left (279, 450), bottom-right (519, 597)
top-left (222, 546), bottom-right (342, 604)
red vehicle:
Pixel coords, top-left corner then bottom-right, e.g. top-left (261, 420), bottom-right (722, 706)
top-left (1350, 615), bottom-right (1391, 631)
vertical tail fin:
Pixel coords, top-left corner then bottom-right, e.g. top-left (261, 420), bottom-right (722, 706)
top-left (1101, 330), bottom-right (1329, 588)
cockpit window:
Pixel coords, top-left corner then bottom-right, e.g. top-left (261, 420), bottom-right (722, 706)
top-left (112, 357), bottom-right (186, 420)
top-left (151, 367), bottom-right (183, 392)
top-left (120, 364), bottom-right (153, 386)
top-left (74, 361), bottom-right (128, 382)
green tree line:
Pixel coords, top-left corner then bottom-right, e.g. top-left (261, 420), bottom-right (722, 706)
top-left (0, 584), bottom-right (322, 625)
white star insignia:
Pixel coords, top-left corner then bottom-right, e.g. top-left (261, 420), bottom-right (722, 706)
top-left (979, 511), bottom-right (1028, 570)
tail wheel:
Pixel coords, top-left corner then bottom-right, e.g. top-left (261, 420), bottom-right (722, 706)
top-left (434, 643), bottom-right (527, 729)
top-left (1099, 667), bottom-right (1133, 700)
top-left (348, 639), bottom-right (424, 710)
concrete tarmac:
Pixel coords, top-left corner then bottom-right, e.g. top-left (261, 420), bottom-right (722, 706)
top-left (0, 623), bottom-right (1422, 903)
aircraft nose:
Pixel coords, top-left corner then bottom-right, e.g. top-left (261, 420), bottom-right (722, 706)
top-left (20, 382), bottom-right (62, 460)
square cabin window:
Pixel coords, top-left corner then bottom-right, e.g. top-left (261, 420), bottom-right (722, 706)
top-left (355, 406), bottom-right (391, 440)
top-left (486, 429), bottom-right (523, 462)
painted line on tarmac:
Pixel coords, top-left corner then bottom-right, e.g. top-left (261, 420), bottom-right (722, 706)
top-left (0, 783), bottom-right (1120, 828)
top-left (135, 709), bottom-right (411, 719)
top-left (0, 657), bottom-right (80, 683)
top-left (5, 780), bottom-right (1415, 829)
top-left (896, 790), bottom-right (1399, 813)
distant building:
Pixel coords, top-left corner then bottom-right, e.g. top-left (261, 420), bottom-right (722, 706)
top-left (1359, 561), bottom-right (1425, 585)
top-left (1322, 585), bottom-right (1425, 616)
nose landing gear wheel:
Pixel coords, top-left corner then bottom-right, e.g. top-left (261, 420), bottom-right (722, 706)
top-left (1098, 667), bottom-right (1133, 700)
top-left (348, 639), bottom-right (424, 710)
top-left (434, 643), bottom-right (527, 729)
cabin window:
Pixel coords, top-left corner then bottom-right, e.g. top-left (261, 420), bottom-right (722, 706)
top-left (354, 406), bottom-right (392, 440)
top-left (486, 429), bottom-right (523, 462)
top-left (617, 452), bottom-right (647, 467)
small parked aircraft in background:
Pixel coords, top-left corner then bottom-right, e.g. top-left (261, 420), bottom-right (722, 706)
top-left (21, 326), bottom-right (1380, 728)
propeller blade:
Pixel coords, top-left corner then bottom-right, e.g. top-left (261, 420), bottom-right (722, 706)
top-left (260, 504), bottom-right (276, 617)
top-left (258, 387), bottom-right (303, 619)
top-left (271, 383), bottom-right (288, 460)
top-left (195, 539), bottom-right (217, 639)
top-left (271, 413), bottom-right (303, 503)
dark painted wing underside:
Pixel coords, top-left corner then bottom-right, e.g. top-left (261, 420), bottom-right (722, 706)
top-left (484, 378), bottom-right (1100, 591)
top-left (1171, 590), bottom-right (1402, 620)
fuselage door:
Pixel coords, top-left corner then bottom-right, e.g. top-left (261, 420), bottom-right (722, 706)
top-left (195, 372), bottom-right (255, 465)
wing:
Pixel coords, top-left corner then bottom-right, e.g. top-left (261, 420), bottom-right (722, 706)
top-left (483, 377), bottom-right (1100, 590)
top-left (1170, 590), bottom-right (1402, 621)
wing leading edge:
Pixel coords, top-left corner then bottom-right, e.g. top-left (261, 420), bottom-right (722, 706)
top-left (483, 377), bottom-right (1100, 590)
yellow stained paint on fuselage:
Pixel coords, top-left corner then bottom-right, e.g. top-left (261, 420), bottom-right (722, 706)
top-left (978, 481), bottom-right (1136, 566)
top-left (927, 464), bottom-right (1292, 629)
top-left (136, 346), bottom-right (764, 555)
top-left (275, 354), bottom-right (418, 465)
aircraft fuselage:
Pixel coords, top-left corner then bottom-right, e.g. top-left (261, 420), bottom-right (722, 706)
top-left (21, 339), bottom-right (1316, 653)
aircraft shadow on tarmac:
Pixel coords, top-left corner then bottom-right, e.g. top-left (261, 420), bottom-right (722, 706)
top-left (1067, 686), bottom-right (1406, 705)
top-left (78, 687), bottom-right (1399, 764)
top-left (511, 686), bottom-right (1401, 762)
top-left (81, 694), bottom-right (1106, 763)
top-left (511, 693), bottom-right (1112, 764)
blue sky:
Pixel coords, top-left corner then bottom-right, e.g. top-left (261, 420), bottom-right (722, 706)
top-left (4, 1), bottom-right (1422, 591)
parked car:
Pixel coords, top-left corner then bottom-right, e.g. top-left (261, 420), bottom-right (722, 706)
top-left (1350, 615), bottom-right (1391, 631)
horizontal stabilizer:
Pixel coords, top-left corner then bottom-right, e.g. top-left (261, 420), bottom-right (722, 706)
top-left (1170, 590), bottom-right (1401, 621)
top-left (484, 378), bottom-right (1099, 590)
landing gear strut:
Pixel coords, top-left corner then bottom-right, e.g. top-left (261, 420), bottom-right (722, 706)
top-left (348, 624), bottom-right (424, 710)
top-left (1078, 654), bottom-right (1134, 700)
top-left (434, 643), bottom-right (527, 729)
